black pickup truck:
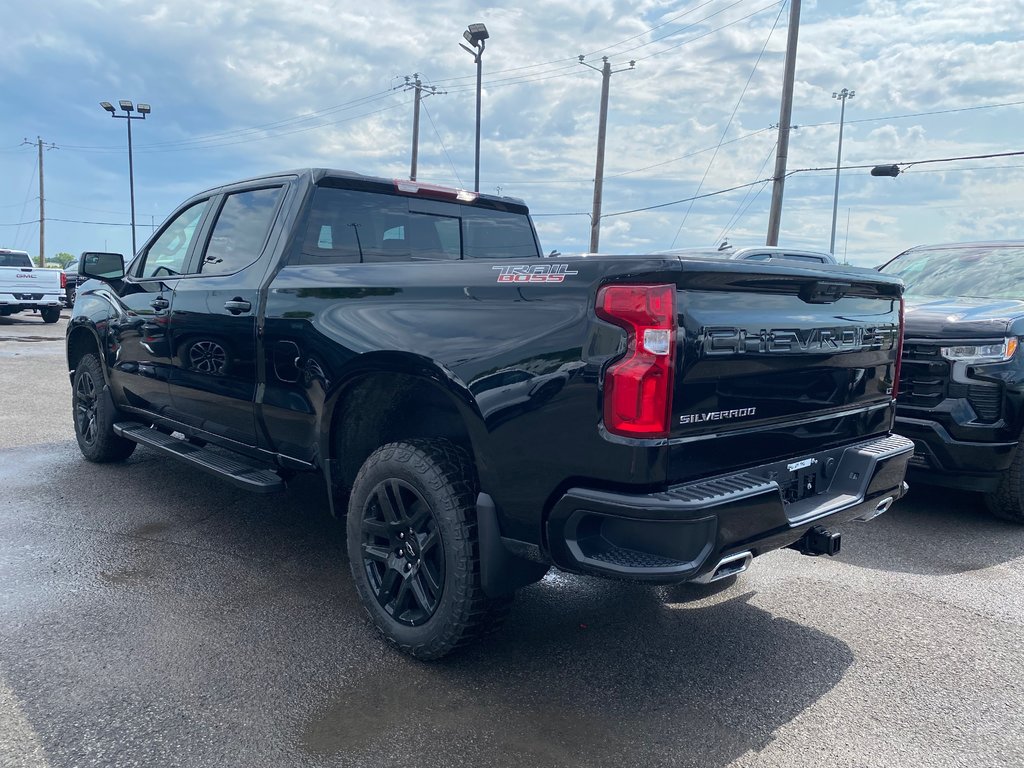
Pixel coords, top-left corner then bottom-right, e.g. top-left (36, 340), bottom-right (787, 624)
top-left (880, 241), bottom-right (1024, 522)
top-left (67, 169), bottom-right (912, 658)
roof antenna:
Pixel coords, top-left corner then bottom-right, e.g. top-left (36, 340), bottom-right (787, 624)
top-left (717, 240), bottom-right (731, 252)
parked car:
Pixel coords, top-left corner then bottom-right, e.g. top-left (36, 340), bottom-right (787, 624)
top-left (63, 257), bottom-right (79, 306)
top-left (656, 245), bottom-right (838, 265)
top-left (0, 247), bottom-right (63, 322)
top-left (66, 169), bottom-right (911, 658)
top-left (879, 241), bottom-right (1024, 522)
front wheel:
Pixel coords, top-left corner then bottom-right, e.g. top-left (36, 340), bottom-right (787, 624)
top-left (72, 353), bottom-right (136, 463)
top-left (41, 307), bottom-right (61, 323)
top-left (346, 440), bottom-right (511, 660)
top-left (985, 437), bottom-right (1024, 523)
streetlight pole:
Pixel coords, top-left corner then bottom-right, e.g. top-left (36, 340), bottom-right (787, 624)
top-left (460, 23), bottom-right (489, 192)
top-left (101, 100), bottom-right (151, 256)
top-left (829, 87), bottom-right (854, 254)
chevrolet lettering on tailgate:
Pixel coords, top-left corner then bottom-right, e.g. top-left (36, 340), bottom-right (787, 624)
top-left (700, 324), bottom-right (898, 356)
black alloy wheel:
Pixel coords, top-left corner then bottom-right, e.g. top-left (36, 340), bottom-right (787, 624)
top-left (71, 353), bottom-right (136, 462)
top-left (346, 440), bottom-right (513, 659)
top-left (74, 365), bottom-right (100, 446)
top-left (359, 478), bottom-right (445, 626)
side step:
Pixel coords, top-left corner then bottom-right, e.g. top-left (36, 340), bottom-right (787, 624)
top-left (113, 423), bottom-right (285, 493)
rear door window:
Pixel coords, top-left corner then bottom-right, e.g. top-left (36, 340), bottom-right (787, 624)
top-left (199, 187), bottom-right (284, 275)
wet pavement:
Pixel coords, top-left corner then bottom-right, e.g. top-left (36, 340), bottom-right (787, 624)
top-left (1, 312), bottom-right (1022, 767)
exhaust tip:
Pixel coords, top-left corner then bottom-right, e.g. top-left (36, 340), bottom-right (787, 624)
top-left (854, 495), bottom-right (894, 523)
top-left (693, 551), bottom-right (752, 584)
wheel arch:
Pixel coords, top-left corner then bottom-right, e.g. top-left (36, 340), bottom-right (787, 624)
top-left (66, 325), bottom-right (107, 386)
top-left (320, 353), bottom-right (488, 509)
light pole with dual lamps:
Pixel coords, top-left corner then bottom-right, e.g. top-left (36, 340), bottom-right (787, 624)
top-left (100, 100), bottom-right (150, 256)
top-left (459, 23), bottom-right (488, 193)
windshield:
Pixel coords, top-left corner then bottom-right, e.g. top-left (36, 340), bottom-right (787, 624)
top-left (881, 246), bottom-right (1024, 299)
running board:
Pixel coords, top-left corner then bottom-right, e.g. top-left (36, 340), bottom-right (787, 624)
top-left (113, 423), bottom-right (285, 493)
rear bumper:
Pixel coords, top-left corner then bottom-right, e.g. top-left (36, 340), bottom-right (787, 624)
top-left (546, 433), bottom-right (913, 584)
top-left (896, 416), bottom-right (1017, 493)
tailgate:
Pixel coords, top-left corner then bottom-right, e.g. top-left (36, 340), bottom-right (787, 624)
top-left (0, 266), bottom-right (62, 295)
top-left (668, 260), bottom-right (903, 482)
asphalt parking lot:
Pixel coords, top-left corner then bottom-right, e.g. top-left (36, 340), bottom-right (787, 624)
top-left (1, 311), bottom-right (1022, 768)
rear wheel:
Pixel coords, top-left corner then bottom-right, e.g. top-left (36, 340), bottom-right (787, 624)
top-left (346, 439), bottom-right (511, 659)
top-left (41, 307), bottom-right (60, 323)
top-left (72, 353), bottom-right (136, 463)
top-left (985, 438), bottom-right (1024, 523)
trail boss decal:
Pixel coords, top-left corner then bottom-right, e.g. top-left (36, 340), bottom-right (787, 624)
top-left (493, 264), bottom-right (579, 283)
top-left (680, 407), bottom-right (757, 425)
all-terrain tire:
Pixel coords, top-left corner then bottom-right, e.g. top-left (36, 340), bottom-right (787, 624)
top-left (346, 439), bottom-right (512, 660)
top-left (72, 353), bottom-right (136, 463)
top-left (41, 307), bottom-right (61, 323)
top-left (984, 437), bottom-right (1024, 523)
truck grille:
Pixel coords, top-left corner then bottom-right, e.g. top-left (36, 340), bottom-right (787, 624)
top-left (897, 342), bottom-right (948, 408)
top-left (897, 340), bottom-right (1002, 423)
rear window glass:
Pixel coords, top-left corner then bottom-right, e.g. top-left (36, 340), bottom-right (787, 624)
top-left (293, 186), bottom-right (538, 264)
top-left (0, 252), bottom-right (32, 267)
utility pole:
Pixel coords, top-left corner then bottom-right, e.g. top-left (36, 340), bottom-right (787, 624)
top-left (37, 138), bottom-right (45, 267)
top-left (580, 55), bottom-right (635, 253)
top-left (829, 87), bottom-right (855, 253)
top-left (22, 136), bottom-right (57, 266)
top-left (402, 74), bottom-right (440, 181)
top-left (766, 0), bottom-right (801, 246)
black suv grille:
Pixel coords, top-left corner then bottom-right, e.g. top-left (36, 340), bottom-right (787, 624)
top-left (898, 340), bottom-right (1002, 423)
top-left (898, 342), bottom-right (948, 408)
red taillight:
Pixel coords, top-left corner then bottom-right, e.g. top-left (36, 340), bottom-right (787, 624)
top-left (596, 284), bottom-right (676, 438)
top-left (891, 296), bottom-right (905, 401)
top-left (60, 271), bottom-right (67, 289)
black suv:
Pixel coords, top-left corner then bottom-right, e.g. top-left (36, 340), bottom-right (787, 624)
top-left (880, 241), bottom-right (1024, 522)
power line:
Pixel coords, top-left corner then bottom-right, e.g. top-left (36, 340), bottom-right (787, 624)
top-left (599, 149), bottom-right (1024, 218)
top-left (420, 100), bottom-right (464, 188)
top-left (670, 0), bottom-right (787, 246)
top-left (61, 89), bottom-right (401, 152)
top-left (717, 139), bottom-right (778, 243)
top-left (635, 0), bottom-right (785, 62)
top-left (581, 0), bottom-right (722, 58)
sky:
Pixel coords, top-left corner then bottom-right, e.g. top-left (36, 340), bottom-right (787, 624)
top-left (3, 0), bottom-right (1023, 268)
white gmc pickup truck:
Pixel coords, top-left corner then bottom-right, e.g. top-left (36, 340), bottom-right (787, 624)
top-left (0, 248), bottom-right (64, 323)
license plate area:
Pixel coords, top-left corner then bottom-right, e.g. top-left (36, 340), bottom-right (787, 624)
top-left (779, 460), bottom-right (820, 504)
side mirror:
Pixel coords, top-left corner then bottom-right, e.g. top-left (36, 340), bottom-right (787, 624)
top-left (80, 251), bottom-right (125, 281)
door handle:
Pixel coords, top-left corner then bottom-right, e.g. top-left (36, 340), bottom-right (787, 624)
top-left (224, 298), bottom-right (252, 314)
top-left (150, 297), bottom-right (170, 310)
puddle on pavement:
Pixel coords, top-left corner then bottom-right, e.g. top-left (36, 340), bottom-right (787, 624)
top-left (300, 667), bottom-right (623, 763)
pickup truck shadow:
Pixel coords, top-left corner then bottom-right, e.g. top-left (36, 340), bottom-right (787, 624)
top-left (834, 483), bottom-right (1024, 576)
top-left (9, 446), bottom-right (852, 768)
top-left (302, 576), bottom-right (853, 767)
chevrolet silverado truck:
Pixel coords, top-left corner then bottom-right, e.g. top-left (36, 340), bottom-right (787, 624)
top-left (880, 241), bottom-right (1024, 522)
top-left (66, 169), bottom-right (912, 658)
top-left (0, 248), bottom-right (64, 322)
